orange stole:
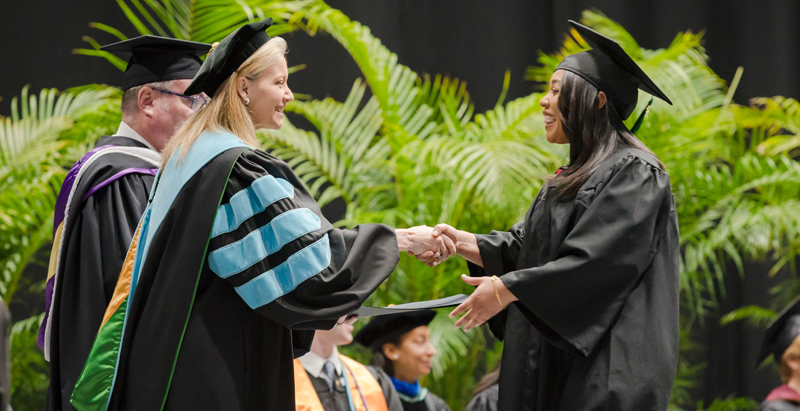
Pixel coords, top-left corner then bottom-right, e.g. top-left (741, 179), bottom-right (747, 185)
top-left (294, 355), bottom-right (389, 411)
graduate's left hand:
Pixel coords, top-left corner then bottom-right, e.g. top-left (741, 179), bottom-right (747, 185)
top-left (450, 274), bottom-right (517, 331)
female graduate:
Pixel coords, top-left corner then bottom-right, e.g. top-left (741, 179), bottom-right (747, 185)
top-left (355, 311), bottom-right (451, 411)
top-left (426, 21), bottom-right (681, 411)
top-left (70, 19), bottom-right (451, 411)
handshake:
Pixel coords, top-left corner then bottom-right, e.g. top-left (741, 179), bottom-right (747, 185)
top-left (396, 224), bottom-right (462, 267)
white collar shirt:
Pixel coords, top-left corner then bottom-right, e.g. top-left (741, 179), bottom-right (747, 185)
top-left (114, 121), bottom-right (157, 152)
top-left (298, 347), bottom-right (343, 378)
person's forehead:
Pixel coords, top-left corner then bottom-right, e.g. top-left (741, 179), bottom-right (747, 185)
top-left (405, 325), bottom-right (429, 338)
top-left (170, 79), bottom-right (193, 92)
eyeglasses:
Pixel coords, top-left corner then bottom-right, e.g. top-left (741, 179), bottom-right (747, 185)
top-left (153, 89), bottom-right (210, 111)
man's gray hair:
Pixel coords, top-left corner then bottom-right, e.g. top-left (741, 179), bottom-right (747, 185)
top-left (121, 80), bottom-right (175, 116)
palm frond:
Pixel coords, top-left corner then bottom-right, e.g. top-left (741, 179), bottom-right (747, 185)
top-left (299, 2), bottom-right (440, 146)
top-left (720, 305), bottom-right (777, 327)
top-left (0, 85), bottom-right (117, 177)
top-left (259, 78), bottom-right (390, 209)
top-left (73, 0), bottom-right (310, 70)
top-left (422, 93), bottom-right (561, 211)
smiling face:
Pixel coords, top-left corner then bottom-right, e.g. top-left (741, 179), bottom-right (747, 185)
top-left (540, 69), bottom-right (569, 144)
top-left (382, 326), bottom-right (436, 383)
top-left (241, 58), bottom-right (293, 130)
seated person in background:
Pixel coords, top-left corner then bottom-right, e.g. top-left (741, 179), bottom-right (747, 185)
top-left (294, 323), bottom-right (403, 411)
top-left (760, 296), bottom-right (800, 411)
top-left (464, 364), bottom-right (500, 411)
top-left (354, 311), bottom-right (451, 411)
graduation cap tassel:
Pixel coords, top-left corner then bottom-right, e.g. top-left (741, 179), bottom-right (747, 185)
top-left (631, 97), bottom-right (653, 135)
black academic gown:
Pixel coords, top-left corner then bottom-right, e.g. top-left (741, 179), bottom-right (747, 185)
top-left (761, 385), bottom-right (800, 411)
top-left (469, 148), bottom-right (680, 411)
top-left (47, 136), bottom-right (157, 411)
top-left (763, 401), bottom-right (800, 411)
top-left (398, 392), bottom-right (450, 411)
top-left (105, 148), bottom-right (399, 411)
top-left (464, 385), bottom-right (498, 411)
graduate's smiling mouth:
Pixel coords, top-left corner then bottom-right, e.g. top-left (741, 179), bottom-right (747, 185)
top-left (275, 105), bottom-right (285, 118)
top-left (543, 112), bottom-right (557, 128)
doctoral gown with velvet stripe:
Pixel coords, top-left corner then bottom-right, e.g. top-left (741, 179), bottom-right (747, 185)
top-left (87, 136), bottom-right (398, 411)
top-left (469, 148), bottom-right (680, 411)
top-left (45, 136), bottom-right (158, 411)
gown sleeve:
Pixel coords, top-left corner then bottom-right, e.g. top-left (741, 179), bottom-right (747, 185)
top-left (500, 156), bottom-right (673, 357)
top-left (205, 150), bottom-right (399, 330)
top-left (464, 385), bottom-right (499, 411)
top-left (468, 222), bottom-right (526, 278)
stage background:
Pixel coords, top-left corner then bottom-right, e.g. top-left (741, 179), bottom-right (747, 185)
top-left (2, 0), bottom-right (799, 404)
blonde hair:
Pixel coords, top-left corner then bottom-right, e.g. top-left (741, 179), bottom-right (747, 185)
top-left (780, 334), bottom-right (800, 383)
top-left (161, 36), bottom-right (288, 164)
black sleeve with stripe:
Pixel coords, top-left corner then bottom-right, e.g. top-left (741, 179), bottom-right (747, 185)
top-left (206, 149), bottom-right (399, 329)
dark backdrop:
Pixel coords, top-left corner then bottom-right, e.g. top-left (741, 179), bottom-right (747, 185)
top-left (2, 0), bottom-right (799, 404)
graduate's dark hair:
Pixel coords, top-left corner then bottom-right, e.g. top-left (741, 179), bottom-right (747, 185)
top-left (549, 71), bottom-right (663, 201)
top-left (368, 334), bottom-right (404, 378)
top-left (370, 349), bottom-right (395, 377)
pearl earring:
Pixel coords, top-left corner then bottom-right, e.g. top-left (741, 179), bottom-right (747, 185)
top-left (393, 355), bottom-right (399, 360)
top-left (244, 97), bottom-right (250, 105)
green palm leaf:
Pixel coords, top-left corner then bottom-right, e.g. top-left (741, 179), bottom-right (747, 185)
top-left (259, 78), bottom-right (390, 210)
top-left (0, 85), bottom-right (118, 302)
top-left (74, 0), bottom-right (310, 70)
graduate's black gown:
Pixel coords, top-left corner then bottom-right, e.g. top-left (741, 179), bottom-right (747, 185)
top-left (469, 147), bottom-right (680, 411)
top-left (47, 136), bottom-right (156, 411)
top-left (464, 385), bottom-right (498, 411)
top-left (398, 392), bottom-right (450, 411)
top-left (106, 148), bottom-right (399, 411)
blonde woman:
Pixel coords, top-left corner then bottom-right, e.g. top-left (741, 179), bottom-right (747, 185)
top-left (70, 19), bottom-right (452, 411)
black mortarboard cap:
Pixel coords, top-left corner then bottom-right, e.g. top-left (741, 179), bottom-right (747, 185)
top-left (759, 295), bottom-right (800, 366)
top-left (184, 18), bottom-right (273, 98)
top-left (354, 310), bottom-right (436, 351)
top-left (556, 20), bottom-right (672, 120)
top-left (100, 36), bottom-right (211, 90)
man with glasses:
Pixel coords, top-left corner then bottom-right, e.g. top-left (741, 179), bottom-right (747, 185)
top-left (41, 36), bottom-right (210, 411)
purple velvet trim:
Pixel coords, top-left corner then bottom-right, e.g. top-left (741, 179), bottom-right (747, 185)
top-left (39, 165), bottom-right (158, 350)
top-left (52, 146), bottom-right (110, 237)
top-left (39, 146), bottom-right (111, 350)
top-left (37, 277), bottom-right (55, 350)
top-left (82, 168), bottom-right (158, 201)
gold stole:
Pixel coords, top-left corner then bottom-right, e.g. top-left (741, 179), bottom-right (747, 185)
top-left (293, 355), bottom-right (389, 411)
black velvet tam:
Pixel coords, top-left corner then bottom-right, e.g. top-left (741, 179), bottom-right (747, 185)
top-left (760, 296), bottom-right (800, 365)
top-left (184, 18), bottom-right (273, 98)
top-left (354, 310), bottom-right (436, 351)
top-left (100, 36), bottom-right (211, 90)
top-left (556, 20), bottom-right (672, 120)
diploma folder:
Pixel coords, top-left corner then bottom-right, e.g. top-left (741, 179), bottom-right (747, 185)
top-left (354, 294), bottom-right (469, 318)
